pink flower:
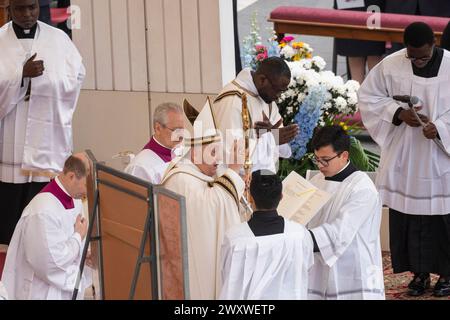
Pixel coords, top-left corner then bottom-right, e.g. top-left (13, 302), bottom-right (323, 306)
top-left (256, 52), bottom-right (268, 61)
top-left (255, 44), bottom-right (267, 53)
top-left (282, 36), bottom-right (294, 43)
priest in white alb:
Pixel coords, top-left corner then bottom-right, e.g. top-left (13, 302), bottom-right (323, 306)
top-left (125, 102), bottom-right (184, 184)
top-left (212, 57), bottom-right (298, 174)
top-left (161, 99), bottom-right (245, 299)
top-left (1, 154), bottom-right (92, 300)
top-left (306, 126), bottom-right (385, 300)
top-left (220, 170), bottom-right (313, 300)
top-left (0, 0), bottom-right (85, 245)
top-left (358, 22), bottom-right (450, 297)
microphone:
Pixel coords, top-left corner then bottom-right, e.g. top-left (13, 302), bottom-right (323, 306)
top-left (393, 95), bottom-right (419, 105)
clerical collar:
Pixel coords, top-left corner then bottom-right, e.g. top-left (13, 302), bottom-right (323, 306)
top-left (248, 210), bottom-right (284, 237)
top-left (12, 22), bottom-right (38, 39)
top-left (412, 47), bottom-right (444, 78)
top-left (39, 177), bottom-right (75, 210)
top-left (325, 162), bottom-right (358, 182)
top-left (143, 137), bottom-right (172, 163)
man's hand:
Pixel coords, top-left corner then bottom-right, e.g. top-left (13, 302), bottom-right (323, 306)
top-left (85, 250), bottom-right (95, 269)
top-left (253, 112), bottom-right (299, 144)
top-left (23, 53), bottom-right (45, 78)
top-left (398, 107), bottom-right (429, 127)
top-left (74, 215), bottom-right (88, 240)
top-left (423, 122), bottom-right (438, 140)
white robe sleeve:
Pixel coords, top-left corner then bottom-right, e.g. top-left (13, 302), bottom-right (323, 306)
top-left (434, 108), bottom-right (450, 154)
top-left (309, 187), bottom-right (380, 268)
top-left (358, 63), bottom-right (401, 147)
top-left (23, 213), bottom-right (83, 292)
top-left (271, 103), bottom-right (292, 158)
top-left (125, 163), bottom-right (158, 184)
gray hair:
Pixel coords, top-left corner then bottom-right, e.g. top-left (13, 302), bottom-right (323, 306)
top-left (153, 102), bottom-right (183, 127)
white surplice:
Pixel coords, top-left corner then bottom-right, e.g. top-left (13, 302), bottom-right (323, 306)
top-left (125, 149), bottom-right (168, 184)
top-left (161, 159), bottom-right (244, 299)
top-left (0, 22), bottom-right (85, 183)
top-left (1, 178), bottom-right (91, 300)
top-left (0, 281), bottom-right (7, 300)
top-left (212, 68), bottom-right (292, 173)
top-left (307, 171), bottom-right (385, 300)
top-left (358, 49), bottom-right (450, 215)
top-left (219, 219), bottom-right (314, 300)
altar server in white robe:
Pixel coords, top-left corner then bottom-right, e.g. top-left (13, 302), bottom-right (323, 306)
top-left (359, 22), bottom-right (450, 297)
top-left (220, 170), bottom-right (314, 300)
top-left (0, 0), bottom-right (85, 245)
top-left (212, 57), bottom-right (298, 174)
top-left (161, 98), bottom-right (245, 299)
top-left (125, 102), bottom-right (184, 184)
top-left (1, 155), bottom-right (92, 300)
top-left (306, 126), bottom-right (385, 300)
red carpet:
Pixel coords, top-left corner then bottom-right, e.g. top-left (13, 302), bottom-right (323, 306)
top-left (383, 251), bottom-right (450, 300)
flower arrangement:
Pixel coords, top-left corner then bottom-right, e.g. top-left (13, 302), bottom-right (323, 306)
top-left (241, 13), bottom-right (379, 177)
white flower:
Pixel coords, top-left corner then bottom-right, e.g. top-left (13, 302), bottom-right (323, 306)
top-left (312, 56), bottom-right (326, 70)
top-left (345, 80), bottom-right (360, 92)
top-left (286, 89), bottom-right (296, 98)
top-left (287, 106), bottom-right (293, 114)
top-left (347, 92), bottom-right (358, 105)
top-left (297, 92), bottom-right (306, 103)
top-left (280, 45), bottom-right (296, 59)
top-left (303, 60), bottom-right (312, 69)
top-left (323, 102), bottom-right (332, 110)
top-left (336, 85), bottom-right (346, 96)
top-left (334, 96), bottom-right (348, 111)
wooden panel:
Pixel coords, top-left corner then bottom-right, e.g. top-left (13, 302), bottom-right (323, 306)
top-left (128, 0), bottom-right (148, 92)
top-left (180, 0), bottom-right (202, 93)
top-left (71, 0), bottom-right (96, 90)
top-left (0, 0), bottom-right (8, 27)
top-left (198, 0), bottom-right (222, 94)
top-left (146, 0), bottom-right (167, 92)
top-left (92, 0), bottom-right (114, 90)
top-left (163, 0), bottom-right (184, 93)
top-left (110, 0), bottom-right (131, 91)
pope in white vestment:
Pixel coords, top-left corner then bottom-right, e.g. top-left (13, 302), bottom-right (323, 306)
top-left (0, 11), bottom-right (85, 244)
top-left (1, 155), bottom-right (92, 300)
top-left (161, 99), bottom-right (245, 299)
top-left (306, 126), bottom-right (384, 300)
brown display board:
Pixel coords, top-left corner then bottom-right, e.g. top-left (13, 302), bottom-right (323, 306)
top-left (76, 157), bottom-right (188, 300)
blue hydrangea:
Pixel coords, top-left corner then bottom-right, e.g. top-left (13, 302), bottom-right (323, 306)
top-left (290, 86), bottom-right (328, 160)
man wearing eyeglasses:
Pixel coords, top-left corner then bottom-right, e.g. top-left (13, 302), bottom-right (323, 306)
top-left (306, 126), bottom-right (384, 300)
top-left (359, 22), bottom-right (450, 297)
top-left (125, 102), bottom-right (184, 184)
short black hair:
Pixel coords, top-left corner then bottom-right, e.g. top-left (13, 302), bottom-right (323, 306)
top-left (404, 22), bottom-right (435, 48)
top-left (256, 56), bottom-right (291, 80)
top-left (250, 170), bottom-right (282, 210)
top-left (311, 125), bottom-right (350, 153)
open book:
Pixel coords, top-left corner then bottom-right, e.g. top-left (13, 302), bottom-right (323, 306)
top-left (278, 171), bottom-right (331, 225)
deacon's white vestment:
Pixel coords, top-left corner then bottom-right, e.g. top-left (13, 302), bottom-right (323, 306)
top-left (1, 178), bottom-right (91, 300)
top-left (212, 68), bottom-right (292, 172)
top-left (0, 21), bottom-right (85, 182)
top-left (307, 168), bottom-right (385, 300)
top-left (125, 149), bottom-right (167, 184)
top-left (219, 219), bottom-right (313, 300)
top-left (358, 49), bottom-right (450, 215)
top-left (162, 159), bottom-right (244, 299)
